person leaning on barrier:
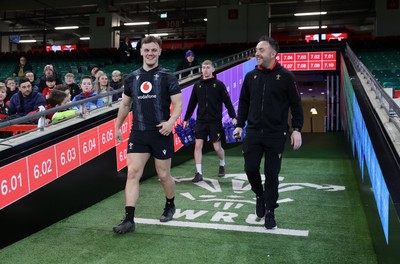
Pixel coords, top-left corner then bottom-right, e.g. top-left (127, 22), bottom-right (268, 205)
top-left (46, 89), bottom-right (81, 123)
top-left (175, 50), bottom-right (200, 78)
top-left (71, 75), bottom-right (103, 111)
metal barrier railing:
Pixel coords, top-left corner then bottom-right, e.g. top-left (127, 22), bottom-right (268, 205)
top-left (345, 43), bottom-right (400, 134)
top-left (174, 48), bottom-right (255, 79)
top-left (0, 88), bottom-right (123, 142)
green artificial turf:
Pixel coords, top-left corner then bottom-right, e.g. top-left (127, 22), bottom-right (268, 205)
top-left (0, 133), bottom-right (377, 264)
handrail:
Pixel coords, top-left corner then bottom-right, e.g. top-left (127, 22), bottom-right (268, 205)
top-left (345, 43), bottom-right (400, 134)
top-left (346, 44), bottom-right (400, 155)
top-left (0, 88), bottom-right (122, 130)
top-left (174, 48), bottom-right (255, 79)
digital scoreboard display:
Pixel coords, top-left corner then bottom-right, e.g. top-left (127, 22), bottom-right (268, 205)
top-left (277, 51), bottom-right (337, 71)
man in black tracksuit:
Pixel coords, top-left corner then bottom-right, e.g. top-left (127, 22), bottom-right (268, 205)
top-left (233, 36), bottom-right (304, 229)
top-left (184, 60), bottom-right (237, 183)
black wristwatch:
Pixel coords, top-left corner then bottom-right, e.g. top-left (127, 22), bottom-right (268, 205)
top-left (293, 128), bottom-right (301, 132)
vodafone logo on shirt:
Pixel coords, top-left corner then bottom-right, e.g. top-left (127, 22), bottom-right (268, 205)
top-left (138, 81), bottom-right (156, 99)
top-left (140, 81), bottom-right (152, 94)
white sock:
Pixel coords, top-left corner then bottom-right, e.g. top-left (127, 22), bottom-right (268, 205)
top-left (196, 164), bottom-right (202, 174)
top-left (219, 159), bottom-right (225, 166)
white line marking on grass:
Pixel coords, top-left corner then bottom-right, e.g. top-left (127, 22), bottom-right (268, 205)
top-left (135, 218), bottom-right (309, 237)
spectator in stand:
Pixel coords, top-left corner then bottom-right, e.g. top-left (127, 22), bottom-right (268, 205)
top-left (90, 65), bottom-right (100, 82)
top-left (5, 77), bottom-right (18, 103)
top-left (72, 75), bottom-right (103, 111)
top-left (0, 82), bottom-right (10, 120)
top-left (38, 64), bottom-right (62, 92)
top-left (53, 84), bottom-right (72, 103)
top-left (8, 77), bottom-right (46, 117)
top-left (119, 36), bottom-right (133, 64)
top-left (24, 71), bottom-right (39, 91)
top-left (134, 35), bottom-right (145, 61)
top-left (175, 50), bottom-right (200, 78)
top-left (64, 73), bottom-right (80, 99)
top-left (0, 83), bottom-right (12, 137)
top-left (94, 72), bottom-right (118, 105)
top-left (12, 56), bottom-right (33, 77)
top-left (110, 70), bottom-right (123, 90)
top-left (42, 75), bottom-right (57, 100)
top-left (110, 70), bottom-right (124, 98)
top-left (91, 67), bottom-right (104, 87)
top-left (46, 89), bottom-right (81, 123)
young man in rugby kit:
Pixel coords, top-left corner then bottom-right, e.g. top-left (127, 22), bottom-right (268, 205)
top-left (113, 36), bottom-right (182, 234)
top-left (183, 60), bottom-right (237, 183)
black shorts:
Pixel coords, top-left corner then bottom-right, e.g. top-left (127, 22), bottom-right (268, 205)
top-left (127, 130), bottom-right (174, 160)
top-left (194, 122), bottom-right (223, 142)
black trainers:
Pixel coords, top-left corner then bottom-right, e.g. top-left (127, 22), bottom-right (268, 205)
top-left (264, 211), bottom-right (277, 229)
top-left (192, 172), bottom-right (203, 182)
top-left (218, 166), bottom-right (225, 177)
top-left (160, 206), bottom-right (176, 222)
top-left (113, 219), bottom-right (135, 234)
top-left (255, 196), bottom-right (266, 218)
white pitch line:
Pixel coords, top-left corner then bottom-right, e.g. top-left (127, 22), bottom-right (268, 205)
top-left (135, 218), bottom-right (309, 237)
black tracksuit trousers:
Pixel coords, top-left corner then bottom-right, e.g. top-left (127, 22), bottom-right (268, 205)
top-left (242, 130), bottom-right (287, 211)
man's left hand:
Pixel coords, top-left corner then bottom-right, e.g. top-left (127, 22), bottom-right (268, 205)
top-left (157, 121), bottom-right (173, 136)
top-left (291, 130), bottom-right (302, 150)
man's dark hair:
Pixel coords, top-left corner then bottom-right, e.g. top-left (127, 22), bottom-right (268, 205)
top-left (259, 35), bottom-right (279, 53)
top-left (47, 89), bottom-right (67, 107)
top-left (141, 35), bottom-right (162, 47)
top-left (19, 77), bottom-right (30, 85)
top-left (54, 84), bottom-right (71, 92)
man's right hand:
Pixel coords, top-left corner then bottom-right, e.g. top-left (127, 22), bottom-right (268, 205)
top-left (115, 128), bottom-right (123, 143)
top-left (233, 127), bottom-right (242, 139)
top-left (183, 121), bottom-right (188, 128)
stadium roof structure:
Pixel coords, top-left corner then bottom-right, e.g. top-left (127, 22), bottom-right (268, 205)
top-left (0, 0), bottom-right (375, 44)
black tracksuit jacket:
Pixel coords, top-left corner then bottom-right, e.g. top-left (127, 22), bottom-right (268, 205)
top-left (236, 62), bottom-right (303, 135)
top-left (184, 77), bottom-right (236, 123)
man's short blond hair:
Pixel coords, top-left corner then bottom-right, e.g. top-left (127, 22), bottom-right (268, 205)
top-left (202, 60), bottom-right (214, 68)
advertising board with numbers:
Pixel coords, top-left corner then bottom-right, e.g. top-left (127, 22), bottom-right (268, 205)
top-left (277, 51), bottom-right (337, 71)
top-left (0, 110), bottom-right (186, 209)
top-left (1, 113), bottom-right (128, 210)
